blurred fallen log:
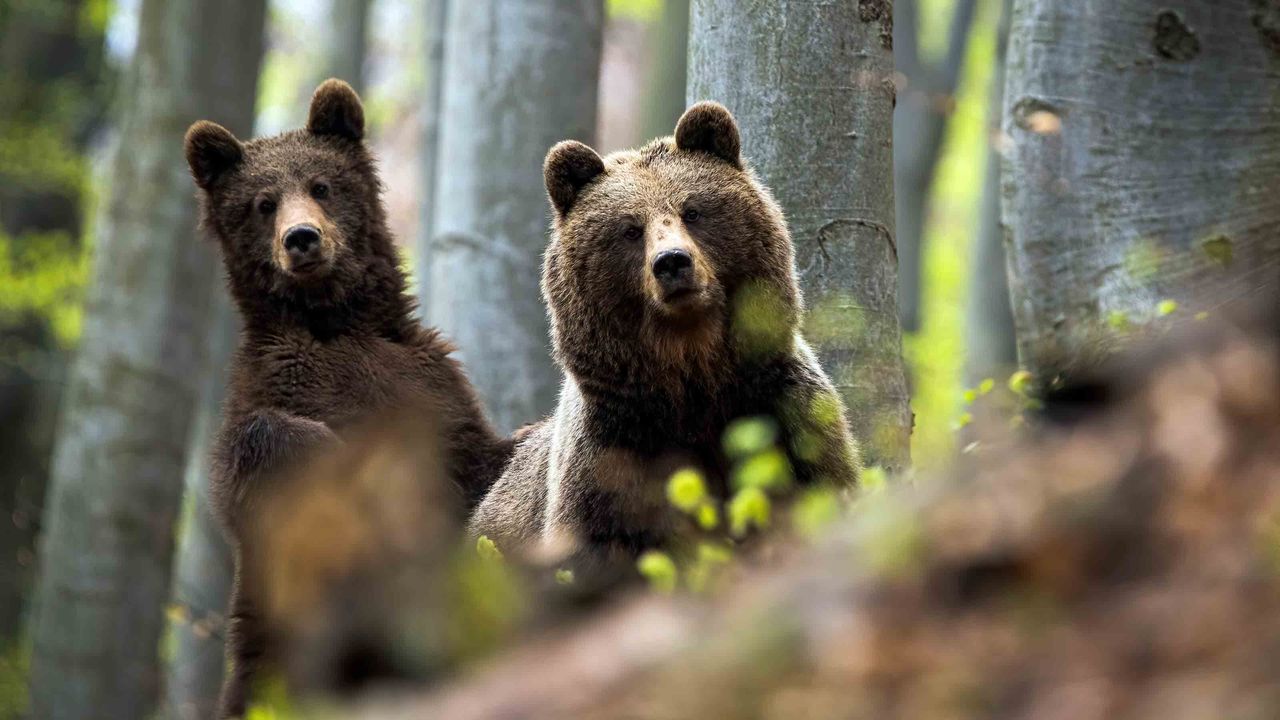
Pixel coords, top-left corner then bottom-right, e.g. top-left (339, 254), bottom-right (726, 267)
top-left (341, 307), bottom-right (1280, 720)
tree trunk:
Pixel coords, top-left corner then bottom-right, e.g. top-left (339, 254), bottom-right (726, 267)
top-left (26, 0), bottom-right (266, 717)
top-left (1002, 0), bottom-right (1280, 386)
top-left (161, 312), bottom-right (241, 720)
top-left (639, 0), bottom-right (689, 142)
top-left (323, 0), bottom-right (372, 94)
top-left (687, 0), bottom-right (912, 470)
top-left (0, 0), bottom-right (109, 642)
top-left (963, 0), bottom-right (1017, 384)
top-left (425, 0), bottom-right (604, 433)
top-left (415, 0), bottom-right (450, 312)
top-left (893, 0), bottom-right (978, 333)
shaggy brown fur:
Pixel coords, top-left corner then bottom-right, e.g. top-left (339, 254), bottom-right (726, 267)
top-left (185, 79), bottom-right (511, 717)
top-left (470, 102), bottom-right (859, 571)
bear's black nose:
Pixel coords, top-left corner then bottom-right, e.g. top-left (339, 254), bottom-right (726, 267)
top-left (283, 224), bottom-right (321, 257)
top-left (652, 249), bottom-right (694, 288)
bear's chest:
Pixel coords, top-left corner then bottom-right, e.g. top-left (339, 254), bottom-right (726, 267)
top-left (246, 332), bottom-right (431, 425)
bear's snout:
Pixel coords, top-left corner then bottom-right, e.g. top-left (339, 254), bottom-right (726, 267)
top-left (274, 194), bottom-right (337, 276)
top-left (652, 249), bottom-right (696, 299)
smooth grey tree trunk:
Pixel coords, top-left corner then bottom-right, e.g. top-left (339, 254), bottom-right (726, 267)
top-left (639, 0), bottom-right (689, 142)
top-left (415, 0), bottom-right (450, 312)
top-left (964, 0), bottom-right (1017, 384)
top-left (1003, 0), bottom-right (1280, 385)
top-left (894, 0), bottom-right (978, 332)
top-left (323, 0), bottom-right (372, 94)
top-left (688, 0), bottom-right (912, 470)
top-left (426, 0), bottom-right (604, 433)
top-left (26, 0), bottom-right (266, 717)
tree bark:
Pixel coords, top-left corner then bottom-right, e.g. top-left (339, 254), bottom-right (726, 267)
top-left (1002, 0), bottom-right (1280, 385)
top-left (0, 0), bottom-right (110, 642)
top-left (26, 0), bottom-right (266, 717)
top-left (638, 0), bottom-right (689, 142)
top-left (425, 0), bottom-right (604, 433)
top-left (893, 0), bottom-right (978, 333)
top-left (688, 0), bottom-right (912, 470)
top-left (964, 0), bottom-right (1017, 384)
top-left (161, 303), bottom-right (239, 720)
top-left (415, 0), bottom-right (450, 313)
top-left (323, 0), bottom-right (372, 95)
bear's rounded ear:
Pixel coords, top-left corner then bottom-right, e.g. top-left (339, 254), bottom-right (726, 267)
top-left (544, 140), bottom-right (605, 216)
top-left (674, 101), bottom-right (741, 168)
top-left (185, 121), bottom-right (244, 190)
top-left (307, 78), bottom-right (365, 141)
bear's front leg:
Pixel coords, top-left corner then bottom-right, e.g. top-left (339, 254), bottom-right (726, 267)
top-left (776, 370), bottom-right (861, 490)
top-left (209, 408), bottom-right (340, 533)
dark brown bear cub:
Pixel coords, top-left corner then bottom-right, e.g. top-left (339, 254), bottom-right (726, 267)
top-left (185, 79), bottom-right (510, 717)
top-left (470, 102), bottom-right (859, 571)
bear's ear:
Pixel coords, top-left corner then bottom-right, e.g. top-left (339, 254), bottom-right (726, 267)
top-left (544, 140), bottom-right (605, 216)
top-left (185, 121), bottom-right (244, 190)
top-left (307, 78), bottom-right (365, 141)
top-left (674, 101), bottom-right (741, 168)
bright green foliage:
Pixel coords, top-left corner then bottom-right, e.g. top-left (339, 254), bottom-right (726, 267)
top-left (729, 487), bottom-right (771, 538)
top-left (732, 449), bottom-right (792, 491)
top-left (1107, 310), bottom-right (1131, 331)
top-left (792, 488), bottom-right (841, 538)
top-left (1157, 299), bottom-right (1178, 317)
top-left (696, 503), bottom-right (720, 531)
top-left (1008, 370), bottom-right (1033, 397)
top-left (606, 0), bottom-right (662, 21)
top-left (637, 551), bottom-right (678, 594)
top-left (246, 676), bottom-right (297, 720)
top-left (859, 466), bottom-right (888, 495)
top-left (0, 230), bottom-right (88, 348)
top-left (476, 535), bottom-right (503, 562)
top-left (555, 569), bottom-right (575, 586)
top-left (666, 468), bottom-right (708, 512)
top-left (722, 416), bottom-right (780, 459)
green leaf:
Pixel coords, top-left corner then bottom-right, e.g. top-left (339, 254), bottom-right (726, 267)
top-left (476, 535), bottom-right (503, 562)
top-left (666, 467), bottom-right (708, 512)
top-left (1107, 310), bottom-right (1130, 330)
top-left (978, 378), bottom-right (995, 395)
top-left (722, 416), bottom-right (779, 459)
top-left (696, 502), bottom-right (720, 530)
top-left (732, 448), bottom-right (793, 491)
top-left (728, 487), bottom-right (771, 537)
top-left (1008, 370), bottom-right (1033, 396)
top-left (637, 551), bottom-right (678, 594)
top-left (555, 569), bottom-right (575, 586)
top-left (792, 488), bottom-right (840, 538)
top-left (860, 466), bottom-right (888, 494)
top-left (1157, 299), bottom-right (1178, 317)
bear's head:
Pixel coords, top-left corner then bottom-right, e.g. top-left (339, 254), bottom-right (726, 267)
top-left (542, 102), bottom-right (801, 389)
top-left (185, 79), bottom-right (398, 319)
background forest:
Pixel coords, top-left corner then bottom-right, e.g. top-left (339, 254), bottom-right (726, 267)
top-left (3, 0), bottom-right (1279, 718)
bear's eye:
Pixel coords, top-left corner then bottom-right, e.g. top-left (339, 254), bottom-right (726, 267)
top-left (681, 208), bottom-right (701, 224)
top-left (310, 181), bottom-right (330, 200)
top-left (257, 198), bottom-right (277, 215)
top-left (622, 225), bottom-right (643, 241)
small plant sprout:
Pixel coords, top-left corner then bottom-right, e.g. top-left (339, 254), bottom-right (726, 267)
top-left (476, 535), bottom-right (503, 562)
top-left (1107, 310), bottom-right (1131, 331)
top-left (722, 416), bottom-right (779, 459)
top-left (732, 448), bottom-right (792, 491)
top-left (637, 551), bottom-right (678, 594)
top-left (696, 502), bottom-right (720, 530)
top-left (1008, 370), bottom-right (1033, 397)
top-left (729, 486), bottom-right (771, 537)
top-left (1157, 299), bottom-right (1178, 317)
top-left (666, 468), bottom-right (708, 512)
top-left (686, 542), bottom-right (734, 593)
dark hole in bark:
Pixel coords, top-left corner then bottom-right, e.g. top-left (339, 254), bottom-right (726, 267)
top-left (1252, 0), bottom-right (1280, 55)
top-left (1153, 10), bottom-right (1200, 61)
top-left (858, 0), bottom-right (894, 51)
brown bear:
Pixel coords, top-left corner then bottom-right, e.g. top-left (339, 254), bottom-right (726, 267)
top-left (184, 79), bottom-right (511, 717)
top-left (469, 102), bottom-right (859, 571)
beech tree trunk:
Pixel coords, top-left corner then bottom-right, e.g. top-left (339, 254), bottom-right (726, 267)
top-left (639, 0), bottom-right (689, 142)
top-left (688, 0), bottom-right (912, 470)
top-left (964, 0), bottom-right (1017, 384)
top-left (0, 0), bottom-right (109, 642)
top-left (894, 0), bottom-right (978, 333)
top-left (26, 0), bottom-right (266, 717)
top-left (425, 0), bottom-right (604, 433)
top-left (1002, 0), bottom-right (1280, 385)
top-left (415, 0), bottom-right (450, 309)
top-left (323, 0), bottom-right (372, 94)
